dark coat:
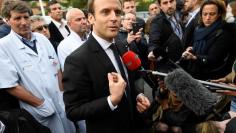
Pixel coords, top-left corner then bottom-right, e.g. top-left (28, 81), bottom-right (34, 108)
top-left (48, 21), bottom-right (70, 51)
top-left (183, 22), bottom-right (236, 80)
top-left (63, 35), bottom-right (138, 133)
top-left (148, 12), bottom-right (184, 72)
top-left (183, 12), bottom-right (200, 48)
top-left (0, 24), bottom-right (18, 111)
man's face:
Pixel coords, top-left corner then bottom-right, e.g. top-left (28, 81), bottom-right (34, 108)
top-left (183, 0), bottom-right (195, 13)
top-left (202, 4), bottom-right (220, 27)
top-left (68, 11), bottom-right (87, 37)
top-left (49, 3), bottom-right (63, 21)
top-left (31, 20), bottom-right (50, 38)
top-left (123, 1), bottom-right (136, 14)
top-left (149, 3), bottom-right (160, 16)
top-left (7, 11), bottom-right (31, 38)
top-left (122, 13), bottom-right (136, 31)
top-left (160, 0), bottom-right (176, 16)
top-left (88, 0), bottom-right (122, 42)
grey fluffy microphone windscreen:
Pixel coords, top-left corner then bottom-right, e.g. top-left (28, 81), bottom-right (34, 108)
top-left (164, 68), bottom-right (218, 116)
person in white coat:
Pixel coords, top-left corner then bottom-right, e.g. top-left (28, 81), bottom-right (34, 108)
top-left (57, 8), bottom-right (88, 71)
top-left (57, 8), bottom-right (88, 133)
top-left (0, 1), bottom-right (75, 133)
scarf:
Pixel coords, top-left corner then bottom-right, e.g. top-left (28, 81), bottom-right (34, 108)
top-left (193, 20), bottom-right (222, 54)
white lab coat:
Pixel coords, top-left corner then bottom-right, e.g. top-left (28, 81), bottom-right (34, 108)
top-left (57, 31), bottom-right (85, 71)
top-left (0, 30), bottom-right (75, 133)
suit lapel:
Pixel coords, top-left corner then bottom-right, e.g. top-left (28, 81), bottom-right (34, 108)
top-left (87, 35), bottom-right (117, 73)
top-left (49, 22), bottom-right (64, 42)
top-left (65, 25), bottom-right (71, 35)
top-left (86, 36), bottom-right (134, 118)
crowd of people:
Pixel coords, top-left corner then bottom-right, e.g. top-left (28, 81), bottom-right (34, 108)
top-left (0, 0), bottom-right (235, 133)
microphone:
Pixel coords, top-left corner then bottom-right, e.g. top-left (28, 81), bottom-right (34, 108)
top-left (139, 70), bottom-right (167, 77)
top-left (139, 69), bottom-right (236, 91)
top-left (121, 50), bottom-right (142, 71)
top-left (121, 51), bottom-right (154, 102)
top-left (164, 68), bottom-right (218, 116)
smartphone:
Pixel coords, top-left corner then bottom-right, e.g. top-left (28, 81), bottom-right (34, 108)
top-left (132, 22), bottom-right (139, 35)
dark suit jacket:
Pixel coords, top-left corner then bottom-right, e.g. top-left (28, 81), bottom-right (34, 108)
top-left (63, 35), bottom-right (137, 133)
top-left (183, 12), bottom-right (200, 48)
top-left (148, 12), bottom-right (184, 72)
top-left (48, 21), bottom-right (70, 51)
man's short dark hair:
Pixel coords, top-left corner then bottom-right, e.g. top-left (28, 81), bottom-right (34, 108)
top-left (82, 9), bottom-right (89, 19)
top-left (122, 0), bottom-right (135, 7)
top-left (1, 0), bottom-right (32, 19)
top-left (87, 0), bottom-right (122, 14)
top-left (47, 0), bottom-right (59, 13)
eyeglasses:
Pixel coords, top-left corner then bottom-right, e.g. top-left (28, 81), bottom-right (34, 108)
top-left (33, 24), bottom-right (48, 32)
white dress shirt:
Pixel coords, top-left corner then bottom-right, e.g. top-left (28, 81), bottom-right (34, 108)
top-left (57, 30), bottom-right (86, 71)
top-left (51, 18), bottom-right (70, 38)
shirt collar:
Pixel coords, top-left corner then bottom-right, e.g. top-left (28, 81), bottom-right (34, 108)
top-left (189, 8), bottom-right (200, 18)
top-left (70, 30), bottom-right (84, 42)
top-left (14, 30), bottom-right (36, 43)
top-left (165, 13), bottom-right (178, 21)
top-left (51, 18), bottom-right (67, 29)
top-left (70, 29), bottom-right (87, 41)
top-left (92, 32), bottom-right (115, 50)
top-left (166, 14), bottom-right (171, 20)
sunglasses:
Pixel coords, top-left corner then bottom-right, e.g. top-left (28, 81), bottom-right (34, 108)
top-left (33, 24), bottom-right (48, 32)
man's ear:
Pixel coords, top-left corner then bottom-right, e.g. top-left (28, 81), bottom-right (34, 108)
top-left (67, 21), bottom-right (71, 27)
top-left (88, 13), bottom-right (95, 25)
top-left (5, 18), bottom-right (9, 24)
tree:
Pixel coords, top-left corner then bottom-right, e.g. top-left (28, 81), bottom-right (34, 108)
top-left (69, 0), bottom-right (87, 9)
top-left (136, 0), bottom-right (156, 11)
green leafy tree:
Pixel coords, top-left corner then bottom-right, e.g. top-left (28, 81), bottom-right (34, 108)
top-left (136, 0), bottom-right (156, 11)
top-left (69, 0), bottom-right (87, 9)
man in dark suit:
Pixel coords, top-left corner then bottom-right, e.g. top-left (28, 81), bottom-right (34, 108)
top-left (182, 0), bottom-right (202, 48)
top-left (47, 1), bottom-right (70, 52)
top-left (63, 0), bottom-right (150, 133)
top-left (148, 0), bottom-right (184, 72)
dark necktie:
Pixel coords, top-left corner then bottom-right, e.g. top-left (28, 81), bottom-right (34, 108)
top-left (169, 16), bottom-right (183, 39)
top-left (110, 43), bottom-right (132, 95)
top-left (110, 43), bottom-right (133, 117)
top-left (109, 43), bottom-right (133, 119)
top-left (109, 43), bottom-right (127, 81)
